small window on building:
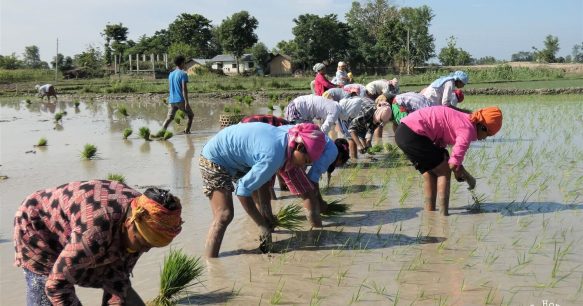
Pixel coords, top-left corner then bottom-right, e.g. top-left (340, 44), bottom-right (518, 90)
top-left (232, 64), bottom-right (237, 68)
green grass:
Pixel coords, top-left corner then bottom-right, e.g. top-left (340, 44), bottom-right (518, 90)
top-left (275, 204), bottom-right (304, 231)
top-left (80, 144), bottom-right (97, 160)
top-left (117, 105), bottom-right (129, 117)
top-left (149, 249), bottom-right (204, 306)
top-left (36, 137), bottom-right (47, 147)
top-left (122, 128), bottom-right (132, 139)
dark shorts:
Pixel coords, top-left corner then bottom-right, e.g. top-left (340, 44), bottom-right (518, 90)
top-left (395, 123), bottom-right (448, 174)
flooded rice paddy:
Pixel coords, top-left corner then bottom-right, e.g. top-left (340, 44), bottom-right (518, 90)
top-left (1, 96), bottom-right (582, 305)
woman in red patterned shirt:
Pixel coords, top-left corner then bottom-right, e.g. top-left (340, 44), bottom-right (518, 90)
top-left (13, 180), bottom-right (183, 306)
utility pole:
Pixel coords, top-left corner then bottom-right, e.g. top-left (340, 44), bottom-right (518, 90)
top-left (406, 28), bottom-right (410, 75)
top-left (55, 38), bottom-right (59, 82)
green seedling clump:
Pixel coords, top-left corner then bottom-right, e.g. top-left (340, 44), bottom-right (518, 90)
top-left (74, 100), bottom-right (80, 107)
top-left (107, 173), bottom-right (126, 184)
top-left (149, 249), bottom-right (204, 306)
top-left (139, 127), bottom-right (151, 141)
top-left (25, 99), bottom-right (32, 104)
top-left (80, 144), bottom-right (98, 160)
top-left (36, 137), bottom-right (47, 147)
top-left (163, 131), bottom-right (173, 140)
top-left (54, 112), bottom-right (65, 123)
top-left (322, 199), bottom-right (350, 216)
top-left (367, 144), bottom-right (384, 154)
top-left (123, 128), bottom-right (133, 139)
top-left (117, 105), bottom-right (129, 117)
top-left (275, 204), bottom-right (304, 231)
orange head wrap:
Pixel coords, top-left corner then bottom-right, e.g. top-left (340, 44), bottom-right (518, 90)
top-left (129, 195), bottom-right (183, 247)
top-left (470, 106), bottom-right (503, 136)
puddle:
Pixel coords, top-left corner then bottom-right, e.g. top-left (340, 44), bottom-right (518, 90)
top-left (1, 97), bottom-right (582, 305)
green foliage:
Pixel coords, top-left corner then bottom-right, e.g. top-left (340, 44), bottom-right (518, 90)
top-left (107, 173), bottom-right (126, 184)
top-left (102, 23), bottom-right (129, 64)
top-left (106, 81), bottom-right (135, 93)
top-left (168, 43), bottom-right (197, 61)
top-left (117, 105), bottom-right (129, 117)
top-left (0, 53), bottom-right (23, 69)
top-left (322, 199), bottom-right (350, 216)
top-left (168, 13), bottom-right (216, 58)
top-left (533, 35), bottom-right (560, 63)
top-left (267, 101), bottom-right (275, 111)
top-left (275, 204), bottom-right (304, 231)
top-left (218, 11), bottom-right (258, 69)
top-left (36, 137), bottom-right (47, 147)
top-left (163, 130), bottom-right (173, 140)
top-left (242, 95), bottom-right (254, 106)
top-left (122, 128), bottom-right (133, 139)
top-left (139, 127), bottom-right (151, 141)
top-left (223, 105), bottom-right (231, 113)
top-left (73, 45), bottom-right (104, 77)
top-left (23, 45), bottom-right (47, 69)
top-left (74, 100), bottom-right (80, 107)
top-left (438, 36), bottom-right (472, 66)
top-left (54, 111), bottom-right (65, 123)
top-left (149, 249), bottom-right (204, 306)
top-left (367, 144), bottom-right (384, 154)
top-left (0, 68), bottom-right (53, 82)
top-left (250, 42), bottom-right (270, 71)
top-left (80, 144), bottom-right (98, 160)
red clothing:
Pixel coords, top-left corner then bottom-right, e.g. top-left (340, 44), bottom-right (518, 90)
top-left (241, 114), bottom-right (289, 126)
top-left (314, 73), bottom-right (336, 96)
top-left (13, 180), bottom-right (142, 305)
top-left (400, 106), bottom-right (478, 166)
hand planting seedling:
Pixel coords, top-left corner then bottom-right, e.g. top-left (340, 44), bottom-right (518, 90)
top-left (148, 249), bottom-right (204, 306)
top-left (274, 204), bottom-right (304, 231)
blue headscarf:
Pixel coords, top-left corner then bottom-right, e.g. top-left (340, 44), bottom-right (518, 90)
top-left (430, 71), bottom-right (469, 88)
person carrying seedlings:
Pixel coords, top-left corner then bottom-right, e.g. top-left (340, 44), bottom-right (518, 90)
top-left (285, 94), bottom-right (342, 134)
top-left (346, 101), bottom-right (394, 159)
top-left (162, 55), bottom-right (194, 134)
top-left (420, 70), bottom-right (468, 107)
top-left (395, 106), bottom-right (503, 216)
top-left (35, 84), bottom-right (58, 102)
top-left (13, 180), bottom-right (183, 306)
top-left (199, 122), bottom-right (326, 257)
top-left (313, 63), bottom-right (337, 96)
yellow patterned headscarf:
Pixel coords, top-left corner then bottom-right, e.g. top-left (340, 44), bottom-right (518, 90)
top-left (129, 195), bottom-right (183, 247)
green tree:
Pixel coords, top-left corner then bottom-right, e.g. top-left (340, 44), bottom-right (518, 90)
top-left (51, 54), bottom-right (74, 71)
top-left (396, 6), bottom-right (435, 73)
top-left (475, 56), bottom-right (497, 65)
top-left (250, 42), bottom-right (270, 72)
top-left (275, 40), bottom-right (298, 57)
top-left (168, 13), bottom-right (215, 58)
top-left (290, 14), bottom-right (350, 71)
top-left (0, 53), bottom-right (23, 69)
top-left (511, 51), bottom-right (533, 62)
top-left (102, 23), bottom-right (129, 64)
top-left (73, 45), bottom-right (104, 76)
top-left (572, 42), bottom-right (583, 63)
top-left (438, 36), bottom-right (472, 66)
top-left (126, 30), bottom-right (172, 56)
top-left (533, 35), bottom-right (559, 63)
top-left (168, 42), bottom-right (196, 61)
top-left (23, 45), bottom-right (45, 68)
top-left (217, 11), bottom-right (258, 74)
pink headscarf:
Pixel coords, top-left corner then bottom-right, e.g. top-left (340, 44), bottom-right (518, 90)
top-left (374, 102), bottom-right (392, 125)
top-left (287, 123), bottom-right (326, 161)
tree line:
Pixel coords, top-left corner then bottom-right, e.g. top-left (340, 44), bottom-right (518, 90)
top-left (1, 0), bottom-right (582, 76)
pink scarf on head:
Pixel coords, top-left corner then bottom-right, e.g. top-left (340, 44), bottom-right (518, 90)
top-left (287, 123), bottom-right (326, 162)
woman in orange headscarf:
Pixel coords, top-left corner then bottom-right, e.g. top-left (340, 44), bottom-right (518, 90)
top-left (395, 106), bottom-right (503, 216)
top-left (13, 180), bottom-right (183, 306)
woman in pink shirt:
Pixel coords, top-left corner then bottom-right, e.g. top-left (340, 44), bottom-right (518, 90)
top-left (312, 63), bottom-right (337, 96)
top-left (395, 106), bottom-right (503, 216)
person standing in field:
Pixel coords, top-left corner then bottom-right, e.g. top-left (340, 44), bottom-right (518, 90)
top-left (331, 61), bottom-right (351, 86)
top-left (199, 122), bottom-right (326, 257)
top-left (13, 180), bottom-right (183, 306)
top-left (420, 70), bottom-right (468, 107)
top-left (312, 63), bottom-right (337, 96)
top-left (395, 106), bottom-right (503, 216)
top-left (162, 55), bottom-right (194, 134)
top-left (35, 84), bottom-right (58, 102)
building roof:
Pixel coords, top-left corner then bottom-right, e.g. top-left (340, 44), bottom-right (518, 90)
top-left (210, 54), bottom-right (253, 62)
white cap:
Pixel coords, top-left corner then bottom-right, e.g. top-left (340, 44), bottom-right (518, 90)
top-left (338, 61), bottom-right (346, 67)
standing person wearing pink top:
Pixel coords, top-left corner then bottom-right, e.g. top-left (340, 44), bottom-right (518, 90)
top-left (312, 63), bottom-right (337, 96)
top-left (395, 106), bottom-right (503, 216)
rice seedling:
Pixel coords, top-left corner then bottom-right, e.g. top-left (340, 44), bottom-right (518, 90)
top-left (152, 129), bottom-right (166, 139)
top-left (367, 144), bottom-right (383, 154)
top-left (107, 173), bottom-right (126, 184)
top-left (54, 111), bottom-right (65, 123)
top-left (80, 144), bottom-right (98, 160)
top-left (468, 190), bottom-right (487, 212)
top-left (74, 100), bottom-right (80, 107)
top-left (139, 127), bottom-right (151, 141)
top-left (25, 98), bottom-right (31, 104)
top-left (117, 105), bottom-right (129, 117)
top-left (122, 128), bottom-right (132, 139)
top-left (35, 137), bottom-right (47, 147)
top-left (274, 204), bottom-right (304, 231)
top-left (269, 280), bottom-right (285, 305)
top-left (163, 130), bottom-right (173, 140)
top-left (242, 95), bottom-right (254, 107)
top-left (148, 249), bottom-right (204, 306)
top-left (267, 101), bottom-right (275, 111)
top-left (322, 199), bottom-right (350, 216)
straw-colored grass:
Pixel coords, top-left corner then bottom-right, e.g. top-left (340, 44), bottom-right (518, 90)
top-left (148, 249), bottom-right (204, 306)
top-left (275, 204), bottom-right (304, 231)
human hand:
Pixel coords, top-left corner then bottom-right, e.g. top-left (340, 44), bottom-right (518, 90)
top-left (465, 174), bottom-right (476, 190)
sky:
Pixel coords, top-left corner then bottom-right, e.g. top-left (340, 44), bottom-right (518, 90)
top-left (1, 0), bottom-right (582, 63)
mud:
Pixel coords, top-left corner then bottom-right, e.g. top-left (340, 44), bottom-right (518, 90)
top-left (1, 96), bottom-right (582, 305)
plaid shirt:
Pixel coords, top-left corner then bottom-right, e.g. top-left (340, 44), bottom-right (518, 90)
top-left (241, 114), bottom-right (289, 126)
top-left (13, 180), bottom-right (142, 305)
top-left (348, 103), bottom-right (379, 137)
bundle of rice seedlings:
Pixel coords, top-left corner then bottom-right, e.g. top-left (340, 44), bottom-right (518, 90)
top-left (163, 131), bottom-right (173, 140)
top-left (25, 99), bottom-right (32, 104)
top-left (367, 144), bottom-right (383, 154)
top-left (117, 105), bottom-right (129, 117)
top-left (176, 109), bottom-right (186, 120)
top-left (36, 137), bottom-right (47, 147)
top-left (468, 190), bottom-right (487, 212)
top-left (122, 128), bottom-right (133, 139)
top-left (152, 129), bottom-right (167, 139)
top-left (80, 144), bottom-right (98, 160)
top-left (322, 199), bottom-right (350, 216)
top-left (107, 173), bottom-right (126, 184)
top-left (54, 112), bottom-right (64, 123)
top-left (74, 100), bottom-right (80, 107)
top-left (149, 249), bottom-right (204, 306)
top-left (139, 127), bottom-right (151, 141)
top-left (274, 204), bottom-right (304, 231)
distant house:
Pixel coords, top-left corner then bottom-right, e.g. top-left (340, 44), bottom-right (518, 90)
top-left (210, 54), bottom-right (255, 75)
top-left (267, 53), bottom-right (293, 76)
top-left (184, 58), bottom-right (210, 75)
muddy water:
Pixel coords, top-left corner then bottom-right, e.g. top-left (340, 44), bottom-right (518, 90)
top-left (1, 97), bottom-right (582, 305)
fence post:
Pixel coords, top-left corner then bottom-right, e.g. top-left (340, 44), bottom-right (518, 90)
top-left (151, 54), bottom-right (155, 78)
